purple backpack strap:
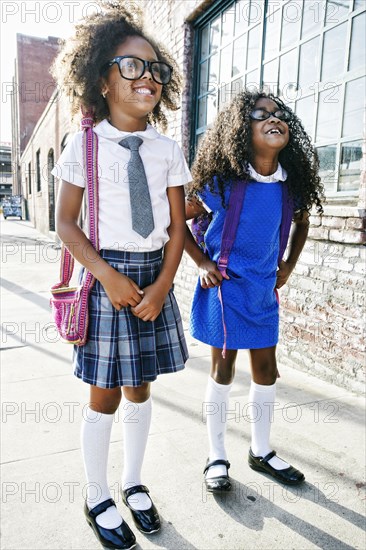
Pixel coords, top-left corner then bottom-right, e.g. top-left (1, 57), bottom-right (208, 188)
top-left (278, 183), bottom-right (294, 266)
top-left (217, 181), bottom-right (247, 277)
top-left (217, 180), bottom-right (247, 359)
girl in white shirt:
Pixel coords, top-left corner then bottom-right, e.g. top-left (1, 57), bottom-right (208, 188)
top-left (52, 5), bottom-right (190, 549)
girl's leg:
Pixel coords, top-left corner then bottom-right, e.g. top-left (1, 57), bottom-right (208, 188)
top-left (204, 347), bottom-right (237, 479)
top-left (122, 383), bottom-right (152, 511)
top-left (82, 386), bottom-right (122, 528)
top-left (248, 346), bottom-right (289, 469)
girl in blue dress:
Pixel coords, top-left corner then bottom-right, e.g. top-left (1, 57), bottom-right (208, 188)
top-left (185, 90), bottom-right (323, 491)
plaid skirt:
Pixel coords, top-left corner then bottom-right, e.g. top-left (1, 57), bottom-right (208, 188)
top-left (73, 249), bottom-right (188, 388)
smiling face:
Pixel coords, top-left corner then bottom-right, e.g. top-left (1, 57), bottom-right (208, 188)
top-left (101, 35), bottom-right (163, 130)
top-left (250, 97), bottom-right (290, 158)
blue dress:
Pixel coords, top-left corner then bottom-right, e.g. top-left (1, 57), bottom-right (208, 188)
top-left (190, 179), bottom-right (283, 350)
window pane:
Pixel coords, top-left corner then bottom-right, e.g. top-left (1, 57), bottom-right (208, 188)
top-left (210, 16), bottom-right (221, 54)
top-left (235, 0), bottom-right (250, 35)
top-left (246, 69), bottom-right (260, 89)
top-left (299, 37), bottom-right (319, 90)
top-left (342, 76), bottom-right (366, 137)
top-left (279, 48), bottom-right (298, 96)
top-left (321, 23), bottom-right (347, 81)
top-left (325, 0), bottom-right (351, 26)
top-left (231, 76), bottom-right (244, 98)
top-left (197, 97), bottom-right (207, 128)
top-left (296, 95), bottom-right (316, 138)
top-left (281, 1), bottom-right (302, 50)
top-left (220, 44), bottom-right (232, 84)
top-left (264, 8), bottom-right (281, 60)
top-left (317, 144), bottom-right (338, 192)
top-left (199, 61), bottom-right (209, 94)
top-left (209, 53), bottom-right (219, 84)
top-left (316, 87), bottom-right (341, 141)
top-left (200, 25), bottom-right (210, 59)
top-left (349, 12), bottom-right (366, 72)
top-left (249, 0), bottom-right (264, 25)
top-left (263, 59), bottom-right (279, 94)
top-left (232, 34), bottom-right (247, 77)
top-left (247, 24), bottom-right (260, 69)
top-left (207, 93), bottom-right (218, 125)
top-left (354, 0), bottom-right (365, 9)
top-left (219, 82), bottom-right (233, 110)
top-left (301, 0), bottom-right (323, 38)
top-left (339, 140), bottom-right (362, 191)
top-left (222, 4), bottom-right (236, 45)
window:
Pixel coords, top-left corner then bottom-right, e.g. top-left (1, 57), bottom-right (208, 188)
top-left (28, 162), bottom-right (32, 195)
top-left (321, 23), bottom-right (347, 82)
top-left (36, 149), bottom-right (41, 192)
top-left (192, 0), bottom-right (366, 196)
top-left (349, 11), bottom-right (366, 71)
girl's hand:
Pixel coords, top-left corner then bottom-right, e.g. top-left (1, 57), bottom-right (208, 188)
top-left (131, 283), bottom-right (166, 322)
top-left (100, 268), bottom-right (144, 310)
top-left (198, 256), bottom-right (228, 289)
top-left (275, 260), bottom-right (295, 289)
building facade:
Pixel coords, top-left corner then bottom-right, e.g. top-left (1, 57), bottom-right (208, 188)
top-left (11, 33), bottom-right (59, 196)
top-left (0, 143), bottom-right (13, 202)
top-left (17, 0), bottom-right (365, 392)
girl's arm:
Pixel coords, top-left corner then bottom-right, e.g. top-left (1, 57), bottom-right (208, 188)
top-left (55, 181), bottom-right (143, 309)
top-left (185, 197), bottom-right (224, 288)
top-left (276, 210), bottom-right (310, 289)
top-left (131, 185), bottom-right (186, 321)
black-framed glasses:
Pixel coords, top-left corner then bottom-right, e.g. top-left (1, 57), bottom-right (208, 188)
top-left (101, 56), bottom-right (173, 85)
top-left (249, 108), bottom-right (291, 122)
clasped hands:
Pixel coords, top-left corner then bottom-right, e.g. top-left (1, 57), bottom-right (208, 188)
top-left (100, 268), bottom-right (166, 322)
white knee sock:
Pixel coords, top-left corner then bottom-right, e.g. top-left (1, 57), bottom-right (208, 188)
top-left (122, 395), bottom-right (152, 511)
top-left (204, 376), bottom-right (232, 479)
top-left (248, 381), bottom-right (289, 470)
top-left (81, 407), bottom-right (123, 529)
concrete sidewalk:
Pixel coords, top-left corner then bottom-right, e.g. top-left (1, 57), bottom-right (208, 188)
top-left (1, 218), bottom-right (365, 550)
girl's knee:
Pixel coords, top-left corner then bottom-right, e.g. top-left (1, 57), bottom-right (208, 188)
top-left (123, 382), bottom-right (150, 403)
top-left (250, 347), bottom-right (277, 385)
top-left (89, 386), bottom-right (122, 414)
top-left (210, 348), bottom-right (237, 385)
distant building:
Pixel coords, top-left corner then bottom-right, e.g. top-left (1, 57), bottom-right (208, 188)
top-left (11, 33), bottom-right (60, 196)
top-left (0, 143), bottom-right (13, 202)
top-left (15, 0), bottom-right (366, 392)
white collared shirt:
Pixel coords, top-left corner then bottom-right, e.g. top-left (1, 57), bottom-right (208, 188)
top-left (52, 119), bottom-right (192, 251)
top-left (247, 162), bottom-right (287, 182)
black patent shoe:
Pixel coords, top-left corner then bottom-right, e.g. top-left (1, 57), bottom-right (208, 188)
top-left (84, 498), bottom-right (136, 550)
top-left (248, 448), bottom-right (305, 485)
top-left (203, 459), bottom-right (232, 492)
top-left (122, 485), bottom-right (161, 535)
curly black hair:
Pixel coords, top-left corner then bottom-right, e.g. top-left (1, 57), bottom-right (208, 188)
top-left (188, 90), bottom-right (324, 214)
top-left (51, 0), bottom-right (181, 131)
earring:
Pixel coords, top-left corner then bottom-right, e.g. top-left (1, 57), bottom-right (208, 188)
top-left (102, 91), bottom-right (107, 98)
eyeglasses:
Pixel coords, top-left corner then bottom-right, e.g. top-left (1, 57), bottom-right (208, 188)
top-left (249, 108), bottom-right (291, 122)
top-left (101, 56), bottom-right (173, 85)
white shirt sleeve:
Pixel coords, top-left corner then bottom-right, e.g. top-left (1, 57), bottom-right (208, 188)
top-left (167, 141), bottom-right (192, 187)
top-left (51, 132), bottom-right (85, 187)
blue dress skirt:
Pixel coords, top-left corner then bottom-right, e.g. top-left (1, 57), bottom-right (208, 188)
top-left (190, 180), bottom-right (283, 350)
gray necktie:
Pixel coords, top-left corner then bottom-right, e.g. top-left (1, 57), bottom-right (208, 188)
top-left (119, 136), bottom-right (155, 238)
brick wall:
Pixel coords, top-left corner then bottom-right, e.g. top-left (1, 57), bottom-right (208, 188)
top-left (17, 34), bottom-right (59, 154)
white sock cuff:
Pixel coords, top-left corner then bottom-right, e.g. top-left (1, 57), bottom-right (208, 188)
top-left (122, 395), bottom-right (152, 409)
top-left (250, 381), bottom-right (276, 393)
top-left (208, 376), bottom-right (233, 393)
top-left (83, 406), bottom-right (115, 424)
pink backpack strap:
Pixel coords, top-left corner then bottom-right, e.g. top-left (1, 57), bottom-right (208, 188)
top-left (52, 108), bottom-right (99, 292)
